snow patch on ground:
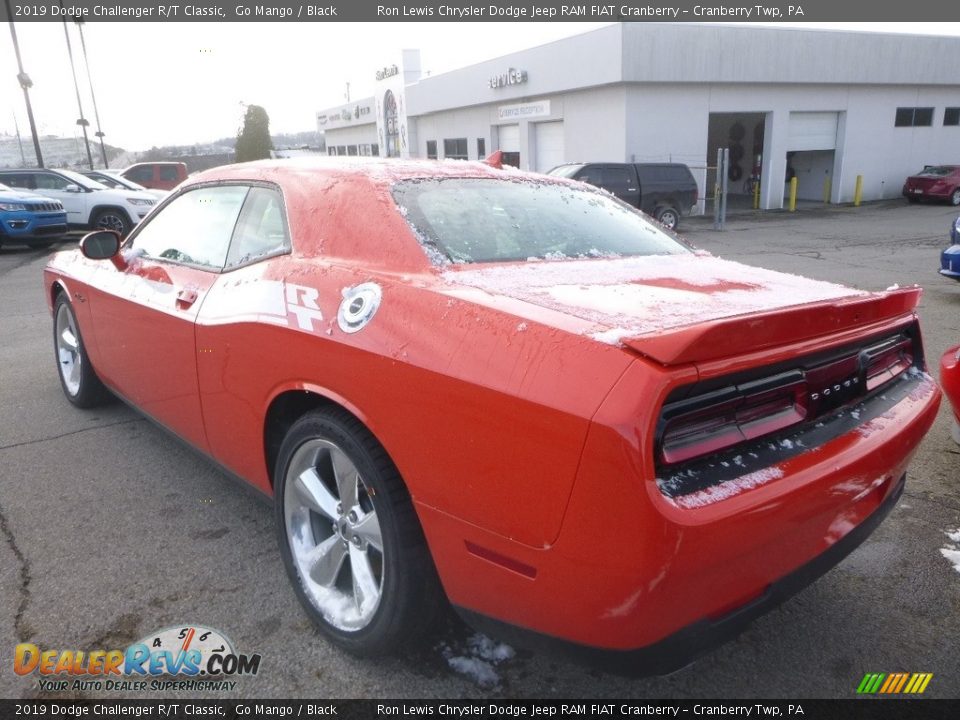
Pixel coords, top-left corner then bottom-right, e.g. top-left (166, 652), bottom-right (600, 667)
top-left (941, 529), bottom-right (960, 575)
top-left (438, 633), bottom-right (516, 689)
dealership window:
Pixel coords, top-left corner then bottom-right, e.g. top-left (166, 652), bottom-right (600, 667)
top-left (895, 107), bottom-right (934, 127)
top-left (337, 146), bottom-right (346, 155)
top-left (443, 138), bottom-right (468, 160)
top-left (477, 138), bottom-right (486, 159)
top-left (945, 108), bottom-right (960, 126)
top-left (328, 147), bottom-right (337, 156)
top-left (347, 145), bottom-right (358, 156)
top-left (426, 140), bottom-right (437, 159)
top-left (371, 144), bottom-right (379, 157)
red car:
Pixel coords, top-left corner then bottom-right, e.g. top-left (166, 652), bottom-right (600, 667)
top-left (902, 165), bottom-right (960, 206)
top-left (45, 158), bottom-right (940, 669)
top-left (942, 346), bottom-right (960, 445)
top-left (121, 162), bottom-right (189, 192)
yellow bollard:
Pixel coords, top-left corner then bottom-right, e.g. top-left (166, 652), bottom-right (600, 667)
top-left (854, 175), bottom-right (863, 206)
top-left (788, 177), bottom-right (798, 212)
top-left (753, 179), bottom-right (760, 210)
top-left (823, 177), bottom-right (831, 204)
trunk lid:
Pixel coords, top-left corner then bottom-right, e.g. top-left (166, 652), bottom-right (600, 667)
top-left (442, 255), bottom-right (920, 365)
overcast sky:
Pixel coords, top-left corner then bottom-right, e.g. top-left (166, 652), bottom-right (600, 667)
top-left (2, 21), bottom-right (958, 152)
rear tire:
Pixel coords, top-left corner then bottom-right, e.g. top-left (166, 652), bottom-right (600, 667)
top-left (53, 294), bottom-right (111, 408)
top-left (950, 188), bottom-right (960, 206)
top-left (274, 407), bottom-right (443, 656)
top-left (655, 206), bottom-right (680, 231)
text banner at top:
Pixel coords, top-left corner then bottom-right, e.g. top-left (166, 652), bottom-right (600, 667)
top-left (2, 0), bottom-right (960, 23)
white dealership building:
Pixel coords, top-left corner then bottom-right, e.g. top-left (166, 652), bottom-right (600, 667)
top-left (316, 23), bottom-right (960, 210)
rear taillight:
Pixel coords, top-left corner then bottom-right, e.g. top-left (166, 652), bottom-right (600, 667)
top-left (660, 373), bottom-right (806, 465)
top-left (658, 332), bottom-right (917, 468)
top-left (863, 336), bottom-right (913, 391)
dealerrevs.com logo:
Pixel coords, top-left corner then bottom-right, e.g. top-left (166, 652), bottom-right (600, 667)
top-left (14, 625), bottom-right (261, 693)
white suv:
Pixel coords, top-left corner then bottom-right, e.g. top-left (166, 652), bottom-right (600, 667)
top-left (0, 168), bottom-right (158, 236)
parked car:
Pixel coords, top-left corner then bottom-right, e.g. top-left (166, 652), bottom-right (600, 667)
top-left (547, 162), bottom-right (698, 230)
top-left (940, 216), bottom-right (960, 281)
top-left (45, 158), bottom-right (940, 669)
top-left (120, 162), bottom-right (188, 191)
top-left (942, 345), bottom-right (960, 445)
top-left (82, 170), bottom-right (167, 200)
top-left (0, 182), bottom-right (67, 249)
top-left (0, 168), bottom-right (157, 236)
top-left (902, 165), bottom-right (960, 206)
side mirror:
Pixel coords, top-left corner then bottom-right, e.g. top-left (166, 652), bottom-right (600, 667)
top-left (80, 230), bottom-right (122, 265)
top-left (64, 183), bottom-right (83, 193)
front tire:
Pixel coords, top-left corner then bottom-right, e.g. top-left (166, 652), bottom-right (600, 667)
top-left (274, 408), bottom-right (443, 655)
top-left (53, 294), bottom-right (110, 408)
top-left (950, 188), bottom-right (960, 206)
top-left (92, 208), bottom-right (132, 237)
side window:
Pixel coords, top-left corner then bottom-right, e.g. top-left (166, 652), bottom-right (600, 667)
top-left (2, 174), bottom-right (34, 189)
top-left (35, 173), bottom-right (69, 190)
top-left (131, 185), bottom-right (249, 270)
top-left (127, 167), bottom-right (153, 183)
top-left (600, 167), bottom-right (633, 193)
top-left (225, 187), bottom-right (291, 269)
top-left (159, 166), bottom-right (180, 182)
top-left (575, 167), bottom-right (600, 185)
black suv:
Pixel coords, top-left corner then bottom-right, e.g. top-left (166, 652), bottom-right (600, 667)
top-left (547, 163), bottom-right (698, 230)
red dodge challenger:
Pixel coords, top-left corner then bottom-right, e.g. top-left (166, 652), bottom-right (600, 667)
top-left (45, 158), bottom-right (940, 671)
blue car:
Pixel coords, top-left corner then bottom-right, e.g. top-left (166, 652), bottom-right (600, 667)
top-left (0, 182), bottom-right (68, 249)
top-left (942, 216), bottom-right (960, 281)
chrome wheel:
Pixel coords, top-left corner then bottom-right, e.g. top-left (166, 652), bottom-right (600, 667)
top-left (55, 301), bottom-right (82, 397)
top-left (951, 188), bottom-right (960, 207)
top-left (284, 438), bottom-right (383, 632)
top-left (94, 210), bottom-right (129, 235)
top-left (658, 207), bottom-right (679, 230)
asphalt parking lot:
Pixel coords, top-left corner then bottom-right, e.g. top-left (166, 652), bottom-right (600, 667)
top-left (1, 200), bottom-right (958, 700)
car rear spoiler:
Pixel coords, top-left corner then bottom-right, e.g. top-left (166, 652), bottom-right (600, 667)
top-left (620, 287), bottom-right (922, 366)
top-left (482, 150), bottom-right (504, 169)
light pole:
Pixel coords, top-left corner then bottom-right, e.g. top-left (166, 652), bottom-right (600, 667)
top-left (60, 11), bottom-right (94, 169)
top-left (5, 0), bottom-right (43, 167)
top-left (75, 20), bottom-right (108, 168)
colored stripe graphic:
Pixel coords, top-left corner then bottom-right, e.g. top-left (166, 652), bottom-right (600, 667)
top-left (857, 672), bottom-right (932, 694)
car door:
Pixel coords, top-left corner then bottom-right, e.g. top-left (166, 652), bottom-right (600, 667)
top-left (32, 171), bottom-right (90, 226)
top-left (85, 184), bottom-right (249, 452)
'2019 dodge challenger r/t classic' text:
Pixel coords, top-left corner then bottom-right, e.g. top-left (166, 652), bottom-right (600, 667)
top-left (44, 158), bottom-right (940, 671)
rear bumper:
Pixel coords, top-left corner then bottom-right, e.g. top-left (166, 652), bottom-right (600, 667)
top-left (457, 472), bottom-right (906, 675)
top-left (420, 367), bottom-right (939, 658)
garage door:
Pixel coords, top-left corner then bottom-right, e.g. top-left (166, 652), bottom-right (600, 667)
top-left (787, 112), bottom-right (838, 151)
top-left (534, 121), bottom-right (565, 173)
top-left (498, 124), bottom-right (520, 152)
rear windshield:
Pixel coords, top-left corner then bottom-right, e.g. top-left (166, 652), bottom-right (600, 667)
top-left (919, 166), bottom-right (956, 176)
top-left (392, 178), bottom-right (688, 264)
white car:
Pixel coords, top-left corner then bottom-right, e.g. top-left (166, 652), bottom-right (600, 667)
top-left (81, 170), bottom-right (168, 201)
top-left (0, 168), bottom-right (158, 236)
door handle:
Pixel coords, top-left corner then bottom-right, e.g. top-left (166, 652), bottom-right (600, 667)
top-left (176, 288), bottom-right (198, 308)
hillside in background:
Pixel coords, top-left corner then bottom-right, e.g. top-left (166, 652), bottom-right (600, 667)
top-left (1, 130), bottom-right (323, 172)
top-left (0, 133), bottom-right (127, 170)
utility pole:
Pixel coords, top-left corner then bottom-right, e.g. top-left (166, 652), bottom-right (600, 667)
top-left (5, 0), bottom-right (43, 167)
top-left (60, 12), bottom-right (94, 169)
top-left (75, 20), bottom-right (108, 168)
top-left (12, 112), bottom-right (26, 166)
top-left (345, 82), bottom-right (350, 103)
